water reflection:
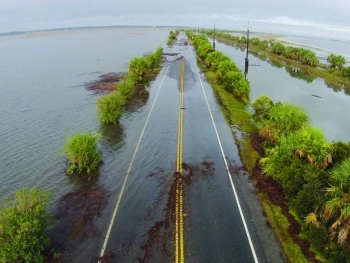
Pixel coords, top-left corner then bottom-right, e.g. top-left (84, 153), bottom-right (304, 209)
top-left (285, 66), bottom-right (316, 83)
top-left (99, 122), bottom-right (124, 146)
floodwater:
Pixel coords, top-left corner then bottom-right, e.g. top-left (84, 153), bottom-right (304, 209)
top-left (0, 28), bottom-right (286, 262)
top-left (0, 27), bottom-right (169, 202)
top-left (213, 40), bottom-right (350, 143)
top-left (1, 26), bottom-right (348, 262)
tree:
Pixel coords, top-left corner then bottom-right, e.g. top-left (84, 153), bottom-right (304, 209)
top-left (239, 36), bottom-right (247, 44)
top-left (322, 158), bottom-right (350, 247)
top-left (250, 37), bottom-right (260, 46)
top-left (259, 103), bottom-right (309, 143)
top-left (97, 91), bottom-right (125, 124)
top-left (252, 94), bottom-right (274, 120)
top-left (197, 42), bottom-right (214, 60)
top-left (205, 51), bottom-right (228, 71)
top-left (259, 40), bottom-right (268, 50)
top-left (0, 188), bottom-right (52, 263)
top-left (216, 60), bottom-right (238, 83)
top-left (270, 42), bottom-right (286, 55)
top-left (327, 54), bottom-right (346, 70)
top-left (61, 132), bottom-right (102, 174)
top-left (300, 50), bottom-right (319, 67)
top-left (221, 71), bottom-right (250, 100)
top-left (279, 126), bottom-right (332, 168)
top-left (129, 57), bottom-right (149, 81)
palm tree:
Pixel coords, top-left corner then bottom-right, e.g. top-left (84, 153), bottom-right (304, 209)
top-left (270, 42), bottom-right (286, 55)
top-left (323, 158), bottom-right (350, 246)
top-left (259, 103), bottom-right (309, 143)
top-left (279, 126), bottom-right (332, 168)
top-left (327, 54), bottom-right (346, 70)
top-left (129, 57), bottom-right (148, 81)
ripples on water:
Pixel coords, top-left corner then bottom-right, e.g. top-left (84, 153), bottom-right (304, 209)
top-left (0, 28), bottom-right (169, 202)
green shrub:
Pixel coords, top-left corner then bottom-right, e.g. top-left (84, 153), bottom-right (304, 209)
top-left (0, 188), bottom-right (52, 263)
top-left (129, 57), bottom-right (149, 81)
top-left (252, 94), bottom-right (274, 120)
top-left (97, 91), bottom-right (125, 124)
top-left (61, 132), bottom-right (102, 174)
top-left (117, 78), bottom-right (135, 100)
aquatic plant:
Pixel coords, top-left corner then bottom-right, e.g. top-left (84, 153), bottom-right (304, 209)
top-left (97, 91), bottom-right (125, 124)
top-left (61, 132), bottom-right (102, 174)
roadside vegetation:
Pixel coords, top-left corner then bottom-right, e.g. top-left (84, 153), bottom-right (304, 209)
top-left (0, 188), bottom-right (53, 263)
top-left (61, 132), bottom-right (102, 175)
top-left (187, 30), bottom-right (350, 263)
top-left (207, 30), bottom-right (350, 93)
top-left (97, 46), bottom-right (164, 124)
top-left (167, 30), bottom-right (179, 46)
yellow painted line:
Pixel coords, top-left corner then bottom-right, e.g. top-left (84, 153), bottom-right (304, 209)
top-left (175, 56), bottom-right (185, 263)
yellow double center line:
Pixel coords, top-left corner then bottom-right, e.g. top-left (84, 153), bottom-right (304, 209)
top-left (175, 56), bottom-right (185, 263)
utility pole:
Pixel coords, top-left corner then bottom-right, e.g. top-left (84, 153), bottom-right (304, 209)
top-left (244, 22), bottom-right (249, 79)
top-left (213, 25), bottom-right (216, 49)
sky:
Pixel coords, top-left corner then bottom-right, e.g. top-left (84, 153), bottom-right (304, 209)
top-left (1, 0), bottom-right (350, 35)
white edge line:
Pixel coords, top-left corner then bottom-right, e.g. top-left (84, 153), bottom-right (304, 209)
top-left (189, 47), bottom-right (259, 263)
top-left (98, 65), bottom-right (170, 260)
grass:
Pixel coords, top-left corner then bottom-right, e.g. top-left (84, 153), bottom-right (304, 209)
top-left (204, 70), bottom-right (259, 172)
top-left (259, 193), bottom-right (310, 263)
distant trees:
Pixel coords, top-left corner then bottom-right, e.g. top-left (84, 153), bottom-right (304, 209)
top-left (212, 31), bottom-right (320, 67)
top-left (167, 30), bottom-right (179, 45)
top-left (188, 31), bottom-right (250, 101)
top-left (327, 54), bottom-right (346, 70)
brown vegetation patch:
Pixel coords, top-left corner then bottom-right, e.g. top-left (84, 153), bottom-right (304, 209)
top-left (84, 72), bottom-right (123, 94)
top-left (137, 178), bottom-right (175, 263)
top-left (55, 187), bottom-right (109, 245)
top-left (137, 161), bottom-right (213, 262)
top-left (250, 133), bottom-right (265, 157)
top-left (98, 251), bottom-right (117, 263)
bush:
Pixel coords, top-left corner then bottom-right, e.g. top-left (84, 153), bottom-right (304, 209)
top-left (117, 78), bottom-right (135, 100)
top-left (61, 132), bottom-right (102, 174)
top-left (0, 188), bottom-right (52, 263)
top-left (97, 91), bottom-right (125, 124)
top-left (252, 94), bottom-right (274, 120)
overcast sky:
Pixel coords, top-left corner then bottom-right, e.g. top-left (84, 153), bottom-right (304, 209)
top-left (1, 0), bottom-right (349, 33)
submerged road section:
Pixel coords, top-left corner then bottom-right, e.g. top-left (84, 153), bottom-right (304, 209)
top-left (96, 32), bottom-right (284, 263)
top-left (174, 56), bottom-right (185, 263)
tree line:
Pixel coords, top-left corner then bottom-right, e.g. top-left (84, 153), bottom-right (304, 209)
top-left (207, 30), bottom-right (350, 80)
top-left (190, 32), bottom-right (250, 101)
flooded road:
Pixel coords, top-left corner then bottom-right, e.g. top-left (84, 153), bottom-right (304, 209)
top-left (0, 28), bottom-right (284, 262)
top-left (93, 33), bottom-right (284, 263)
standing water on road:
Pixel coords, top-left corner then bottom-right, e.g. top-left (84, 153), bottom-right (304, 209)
top-left (0, 27), bottom-right (170, 260)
